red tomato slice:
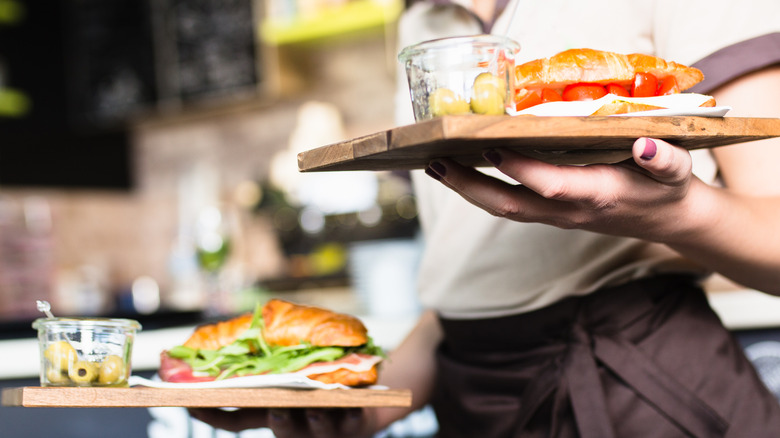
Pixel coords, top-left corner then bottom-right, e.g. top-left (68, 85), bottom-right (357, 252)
top-left (514, 88), bottom-right (543, 111)
top-left (632, 73), bottom-right (658, 97)
top-left (657, 76), bottom-right (680, 95)
top-left (562, 83), bottom-right (607, 101)
top-left (606, 83), bottom-right (630, 97)
top-left (541, 88), bottom-right (563, 102)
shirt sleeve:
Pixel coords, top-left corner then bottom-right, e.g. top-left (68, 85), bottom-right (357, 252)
top-left (653, 0), bottom-right (780, 92)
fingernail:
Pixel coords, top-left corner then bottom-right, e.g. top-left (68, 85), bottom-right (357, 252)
top-left (483, 149), bottom-right (502, 167)
top-left (425, 161), bottom-right (446, 180)
top-left (640, 138), bottom-right (657, 160)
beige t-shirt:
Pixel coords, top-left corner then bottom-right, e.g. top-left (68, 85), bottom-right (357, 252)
top-left (395, 0), bottom-right (780, 319)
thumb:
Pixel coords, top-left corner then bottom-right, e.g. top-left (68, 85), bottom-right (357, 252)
top-left (632, 137), bottom-right (692, 185)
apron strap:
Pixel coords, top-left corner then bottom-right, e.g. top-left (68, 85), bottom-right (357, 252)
top-left (594, 333), bottom-right (729, 437)
top-left (513, 321), bottom-right (728, 437)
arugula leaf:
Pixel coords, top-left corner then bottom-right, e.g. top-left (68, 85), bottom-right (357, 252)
top-left (167, 345), bottom-right (197, 360)
top-left (218, 342), bottom-right (252, 356)
top-left (275, 347), bottom-right (345, 374)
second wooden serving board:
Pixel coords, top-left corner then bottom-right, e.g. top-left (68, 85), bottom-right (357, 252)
top-left (2, 386), bottom-right (412, 408)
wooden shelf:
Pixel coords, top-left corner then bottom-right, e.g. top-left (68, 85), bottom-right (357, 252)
top-left (260, 0), bottom-right (403, 45)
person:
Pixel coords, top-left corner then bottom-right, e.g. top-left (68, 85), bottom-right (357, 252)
top-left (190, 0), bottom-right (780, 436)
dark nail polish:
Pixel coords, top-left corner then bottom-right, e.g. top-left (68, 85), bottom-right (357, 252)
top-left (641, 138), bottom-right (657, 160)
top-left (427, 161), bottom-right (447, 178)
top-left (483, 149), bottom-right (502, 167)
top-left (425, 166), bottom-right (441, 180)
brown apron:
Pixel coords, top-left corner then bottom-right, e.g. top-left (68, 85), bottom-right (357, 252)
top-left (432, 275), bottom-right (780, 437)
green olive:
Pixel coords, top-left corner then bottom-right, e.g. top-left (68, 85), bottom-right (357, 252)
top-left (429, 88), bottom-right (470, 117)
top-left (68, 360), bottom-right (98, 384)
top-left (470, 82), bottom-right (506, 115)
top-left (473, 72), bottom-right (506, 93)
top-left (44, 341), bottom-right (77, 371)
top-left (45, 366), bottom-right (71, 386)
top-left (98, 355), bottom-right (126, 385)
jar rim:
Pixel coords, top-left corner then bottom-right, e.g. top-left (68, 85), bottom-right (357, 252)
top-left (398, 34), bottom-right (521, 63)
top-left (32, 317), bottom-right (142, 331)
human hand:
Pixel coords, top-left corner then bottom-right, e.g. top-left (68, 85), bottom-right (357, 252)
top-left (188, 407), bottom-right (376, 438)
top-left (424, 137), bottom-right (702, 243)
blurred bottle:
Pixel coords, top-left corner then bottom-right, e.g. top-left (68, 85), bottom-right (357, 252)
top-left (195, 204), bottom-right (239, 317)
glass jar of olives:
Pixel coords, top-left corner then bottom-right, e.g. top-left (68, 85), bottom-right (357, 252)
top-left (398, 34), bottom-right (521, 121)
top-left (33, 317), bottom-right (141, 387)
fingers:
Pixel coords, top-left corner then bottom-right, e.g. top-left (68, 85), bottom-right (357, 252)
top-left (424, 157), bottom-right (552, 220)
top-left (306, 408), bottom-right (366, 437)
top-left (480, 149), bottom-right (620, 205)
top-left (268, 409), bottom-right (303, 438)
top-left (189, 408), bottom-right (368, 438)
top-left (423, 138), bottom-right (694, 232)
top-left (188, 408), bottom-right (269, 433)
top-left (304, 409), bottom-right (339, 437)
top-left (632, 137), bottom-right (692, 185)
top-left (424, 155), bottom-right (611, 223)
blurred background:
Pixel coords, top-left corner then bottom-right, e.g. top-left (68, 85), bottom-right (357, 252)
top-left (2, 1), bottom-right (780, 437)
top-left (0, 0), bottom-right (419, 323)
top-left (0, 0), bottom-right (433, 436)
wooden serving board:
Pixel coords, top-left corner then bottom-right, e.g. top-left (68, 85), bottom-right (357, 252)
top-left (2, 386), bottom-right (412, 408)
top-left (297, 116), bottom-right (780, 172)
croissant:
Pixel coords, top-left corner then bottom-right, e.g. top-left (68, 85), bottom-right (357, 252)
top-left (515, 48), bottom-right (703, 91)
top-left (183, 313), bottom-right (253, 351)
top-left (262, 299), bottom-right (369, 347)
top-left (513, 48), bottom-right (715, 114)
top-left (162, 299), bottom-right (381, 386)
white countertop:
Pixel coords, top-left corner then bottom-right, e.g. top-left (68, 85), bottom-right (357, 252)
top-left (705, 289), bottom-right (780, 330)
top-left (4, 289), bottom-right (780, 381)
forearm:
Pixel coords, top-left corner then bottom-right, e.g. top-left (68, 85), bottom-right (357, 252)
top-left (664, 176), bottom-right (780, 294)
top-left (668, 66), bottom-right (780, 293)
top-left (373, 310), bottom-right (443, 430)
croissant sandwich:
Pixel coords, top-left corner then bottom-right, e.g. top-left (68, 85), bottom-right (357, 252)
top-left (513, 48), bottom-right (716, 115)
top-left (158, 299), bottom-right (384, 387)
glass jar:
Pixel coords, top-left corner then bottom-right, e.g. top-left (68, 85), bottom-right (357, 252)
top-left (33, 317), bottom-right (141, 387)
top-left (398, 34), bottom-right (521, 121)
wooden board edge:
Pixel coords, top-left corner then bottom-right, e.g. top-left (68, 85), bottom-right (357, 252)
top-left (298, 131), bottom-right (389, 172)
top-left (296, 116), bottom-right (780, 172)
top-left (1, 387), bottom-right (413, 409)
top-left (1, 387), bottom-right (24, 407)
top-left (298, 141), bottom-right (355, 172)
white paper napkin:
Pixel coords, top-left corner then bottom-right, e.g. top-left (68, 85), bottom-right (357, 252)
top-left (508, 93), bottom-right (731, 117)
top-left (128, 374), bottom-right (351, 390)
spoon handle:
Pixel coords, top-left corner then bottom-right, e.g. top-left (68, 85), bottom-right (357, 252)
top-left (36, 300), bottom-right (55, 319)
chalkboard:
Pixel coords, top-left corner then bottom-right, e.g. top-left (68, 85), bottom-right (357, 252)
top-left (63, 0), bottom-right (158, 127)
top-left (155, 0), bottom-right (261, 102)
top-left (0, 1), bottom-right (134, 190)
top-left (0, 0), bottom-right (262, 190)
